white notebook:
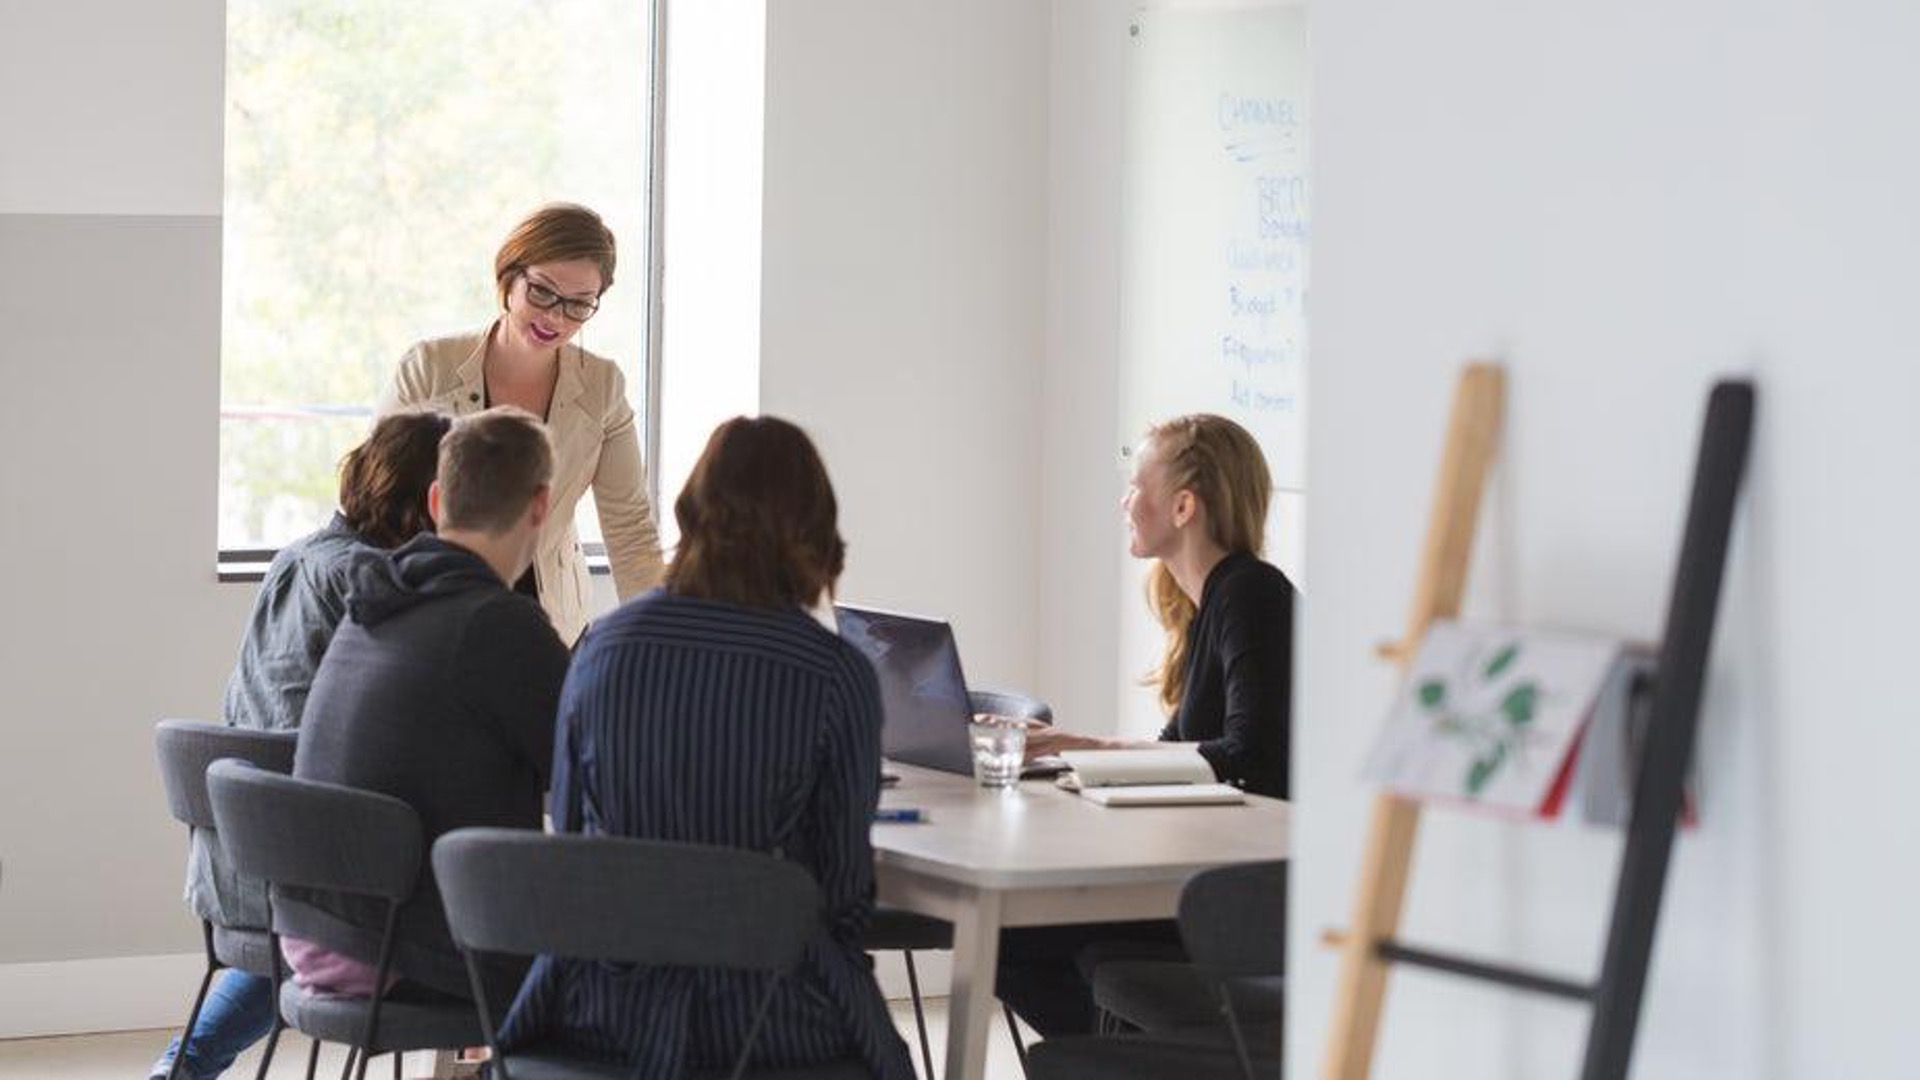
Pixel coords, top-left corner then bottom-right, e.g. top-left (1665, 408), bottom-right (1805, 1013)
top-left (1059, 747), bottom-right (1246, 806)
top-left (1078, 782), bottom-right (1246, 806)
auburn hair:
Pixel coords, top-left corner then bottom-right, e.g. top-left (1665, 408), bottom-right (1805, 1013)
top-left (667, 416), bottom-right (846, 611)
top-left (1141, 414), bottom-right (1272, 714)
top-left (493, 203), bottom-right (617, 309)
top-left (338, 409), bottom-right (453, 548)
top-left (436, 407), bottom-right (555, 534)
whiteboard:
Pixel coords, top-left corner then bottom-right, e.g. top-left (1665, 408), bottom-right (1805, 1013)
top-left (1120, 4), bottom-right (1309, 581)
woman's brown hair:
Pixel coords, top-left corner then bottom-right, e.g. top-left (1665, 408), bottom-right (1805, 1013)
top-left (338, 409), bottom-right (454, 549)
top-left (1141, 414), bottom-right (1273, 714)
top-left (667, 416), bottom-right (846, 611)
top-left (493, 202), bottom-right (617, 309)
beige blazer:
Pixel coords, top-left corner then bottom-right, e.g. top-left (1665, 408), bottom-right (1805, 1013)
top-left (376, 325), bottom-right (665, 643)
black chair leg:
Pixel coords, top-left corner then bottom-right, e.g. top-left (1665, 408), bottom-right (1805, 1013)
top-left (304, 1035), bottom-right (322, 1080)
top-left (902, 951), bottom-right (936, 1079)
top-left (338, 1046), bottom-right (358, 1080)
top-left (167, 967), bottom-right (218, 1080)
top-left (167, 921), bottom-right (223, 1080)
top-left (253, 1020), bottom-right (286, 1080)
top-left (392, 1050), bottom-right (403, 1079)
top-left (1002, 1003), bottom-right (1028, 1074)
top-left (257, 925), bottom-right (287, 1080)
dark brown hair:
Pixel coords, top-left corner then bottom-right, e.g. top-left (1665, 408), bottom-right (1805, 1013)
top-left (436, 407), bottom-right (555, 534)
top-left (667, 416), bottom-right (846, 611)
top-left (494, 203), bottom-right (617, 309)
top-left (337, 409), bottom-right (453, 548)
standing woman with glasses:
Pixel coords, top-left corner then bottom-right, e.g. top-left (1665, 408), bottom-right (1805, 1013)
top-left (377, 203), bottom-right (664, 644)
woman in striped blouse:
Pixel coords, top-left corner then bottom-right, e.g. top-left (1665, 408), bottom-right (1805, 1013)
top-left (497, 416), bottom-right (914, 1080)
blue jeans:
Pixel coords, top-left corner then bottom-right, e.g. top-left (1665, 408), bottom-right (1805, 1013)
top-left (149, 969), bottom-right (277, 1080)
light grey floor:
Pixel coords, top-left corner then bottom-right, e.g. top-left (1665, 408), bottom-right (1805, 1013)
top-left (0, 998), bottom-right (1031, 1079)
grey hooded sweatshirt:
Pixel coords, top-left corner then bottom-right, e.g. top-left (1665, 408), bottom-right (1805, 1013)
top-left (283, 533), bottom-right (569, 1000)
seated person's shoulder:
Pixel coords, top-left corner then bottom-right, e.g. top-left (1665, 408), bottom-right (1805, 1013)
top-left (273, 524), bottom-right (379, 595)
top-left (472, 589), bottom-right (564, 644)
top-left (1224, 554), bottom-right (1296, 603)
top-left (822, 629), bottom-right (882, 690)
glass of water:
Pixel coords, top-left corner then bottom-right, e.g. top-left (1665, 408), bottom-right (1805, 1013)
top-left (969, 716), bottom-right (1027, 789)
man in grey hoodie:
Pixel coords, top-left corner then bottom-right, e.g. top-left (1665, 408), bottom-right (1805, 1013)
top-left (283, 406), bottom-right (570, 1003)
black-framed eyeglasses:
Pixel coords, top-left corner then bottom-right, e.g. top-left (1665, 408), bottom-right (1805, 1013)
top-left (521, 273), bottom-right (601, 322)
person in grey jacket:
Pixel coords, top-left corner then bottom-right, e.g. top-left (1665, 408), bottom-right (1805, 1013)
top-left (151, 409), bottom-right (450, 1080)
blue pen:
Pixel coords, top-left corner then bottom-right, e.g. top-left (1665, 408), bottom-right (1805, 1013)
top-left (874, 807), bottom-right (926, 823)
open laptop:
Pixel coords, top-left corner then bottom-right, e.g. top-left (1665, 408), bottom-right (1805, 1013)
top-left (834, 604), bottom-right (1064, 778)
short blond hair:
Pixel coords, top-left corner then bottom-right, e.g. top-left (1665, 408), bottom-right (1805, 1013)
top-left (437, 407), bottom-right (553, 534)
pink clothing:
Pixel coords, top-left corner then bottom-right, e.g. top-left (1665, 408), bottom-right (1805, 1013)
top-left (282, 936), bottom-right (399, 997)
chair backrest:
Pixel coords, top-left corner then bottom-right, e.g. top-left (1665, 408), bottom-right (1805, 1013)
top-left (155, 719), bottom-right (298, 830)
top-left (206, 758), bottom-right (424, 903)
top-left (433, 828), bottom-right (823, 972)
top-left (968, 688), bottom-right (1053, 725)
top-left (1178, 860), bottom-right (1287, 979)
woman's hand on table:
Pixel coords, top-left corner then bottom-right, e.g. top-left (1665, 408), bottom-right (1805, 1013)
top-left (1020, 723), bottom-right (1129, 761)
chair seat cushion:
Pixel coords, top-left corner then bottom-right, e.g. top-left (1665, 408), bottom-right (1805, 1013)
top-left (859, 907), bottom-right (954, 952)
top-left (278, 980), bottom-right (480, 1051)
top-left (1093, 961), bottom-right (1285, 1033)
top-left (1028, 1030), bottom-right (1281, 1080)
top-left (211, 926), bottom-right (278, 979)
top-left (505, 1051), bottom-right (871, 1080)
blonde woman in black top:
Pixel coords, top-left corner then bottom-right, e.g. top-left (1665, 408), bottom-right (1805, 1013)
top-left (1000, 413), bottom-right (1295, 1037)
top-left (1025, 412), bottom-right (1294, 798)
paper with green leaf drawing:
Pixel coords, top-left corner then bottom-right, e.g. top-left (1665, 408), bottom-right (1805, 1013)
top-left (1363, 620), bottom-right (1621, 815)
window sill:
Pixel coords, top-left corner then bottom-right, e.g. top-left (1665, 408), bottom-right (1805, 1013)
top-left (217, 546), bottom-right (614, 584)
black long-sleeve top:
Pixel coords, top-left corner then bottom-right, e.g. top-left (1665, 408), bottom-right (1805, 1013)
top-left (1158, 550), bottom-right (1295, 799)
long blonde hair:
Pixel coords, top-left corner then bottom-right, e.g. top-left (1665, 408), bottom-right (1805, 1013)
top-left (1141, 414), bottom-right (1272, 714)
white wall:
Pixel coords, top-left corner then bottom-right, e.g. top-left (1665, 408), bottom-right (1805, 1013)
top-left (1287, 1), bottom-right (1919, 1078)
top-left (759, 0), bottom-right (1051, 694)
top-left (1039, 0), bottom-right (1131, 736)
top-left (0, 0), bottom-right (248, 1036)
top-left (0, 0), bottom-right (237, 978)
top-left (0, 0), bottom-right (223, 216)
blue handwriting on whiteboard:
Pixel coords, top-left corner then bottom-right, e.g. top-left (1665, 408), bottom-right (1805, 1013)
top-left (1256, 175), bottom-right (1308, 241)
top-left (1229, 284), bottom-right (1277, 325)
top-left (1229, 378), bottom-right (1297, 412)
top-left (1221, 335), bottom-right (1291, 372)
top-left (1227, 240), bottom-right (1299, 273)
top-left (1219, 94), bottom-right (1297, 132)
top-left (1223, 134), bottom-right (1295, 164)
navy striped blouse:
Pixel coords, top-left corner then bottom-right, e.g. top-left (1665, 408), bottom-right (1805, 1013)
top-left (496, 589), bottom-right (914, 1080)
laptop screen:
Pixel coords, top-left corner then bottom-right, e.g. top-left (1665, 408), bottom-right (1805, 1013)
top-left (834, 604), bottom-right (975, 775)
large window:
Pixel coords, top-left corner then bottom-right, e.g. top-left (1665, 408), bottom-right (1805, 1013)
top-left (218, 0), bottom-right (658, 555)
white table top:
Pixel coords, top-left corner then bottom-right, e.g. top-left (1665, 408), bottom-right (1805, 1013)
top-left (872, 761), bottom-right (1292, 890)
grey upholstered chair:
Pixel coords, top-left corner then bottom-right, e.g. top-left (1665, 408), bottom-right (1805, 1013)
top-left (1028, 861), bottom-right (1287, 1080)
top-left (153, 719), bottom-right (299, 1080)
top-left (857, 687), bottom-right (1054, 1078)
top-left (432, 827), bottom-right (869, 1080)
top-left (206, 758), bottom-right (482, 1080)
top-left (1091, 860), bottom-right (1285, 1036)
